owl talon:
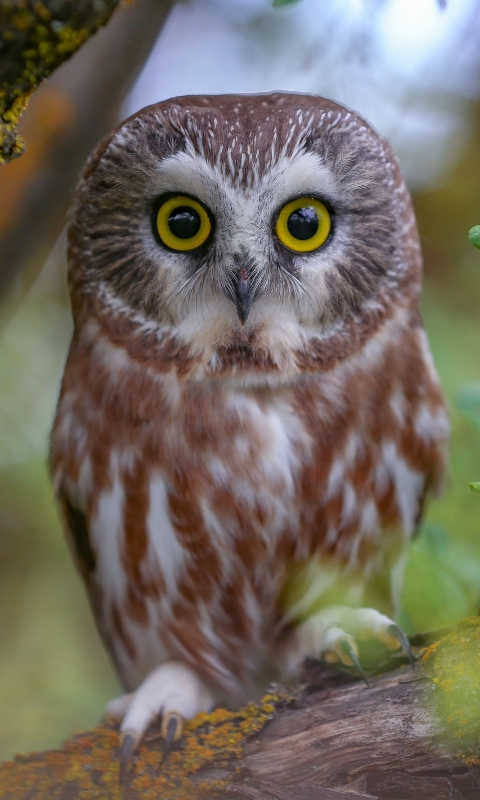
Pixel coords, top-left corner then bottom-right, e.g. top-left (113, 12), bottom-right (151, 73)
top-left (161, 712), bottom-right (184, 763)
top-left (112, 660), bottom-right (213, 776)
top-left (339, 639), bottom-right (369, 686)
top-left (119, 732), bottom-right (138, 785)
top-left (387, 624), bottom-right (415, 669)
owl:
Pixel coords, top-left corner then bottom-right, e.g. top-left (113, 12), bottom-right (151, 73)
top-left (50, 93), bottom-right (448, 772)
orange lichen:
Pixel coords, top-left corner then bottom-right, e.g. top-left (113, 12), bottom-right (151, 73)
top-left (0, 688), bottom-right (294, 799)
top-left (422, 616), bottom-right (480, 760)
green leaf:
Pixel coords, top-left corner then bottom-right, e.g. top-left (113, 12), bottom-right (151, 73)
top-left (469, 226), bottom-right (480, 249)
top-left (469, 482), bottom-right (480, 492)
top-left (401, 527), bottom-right (480, 632)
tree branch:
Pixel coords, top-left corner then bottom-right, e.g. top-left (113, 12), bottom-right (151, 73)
top-left (0, 0), bottom-right (124, 163)
top-left (2, 620), bottom-right (480, 799)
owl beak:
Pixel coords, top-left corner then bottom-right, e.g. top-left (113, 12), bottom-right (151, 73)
top-left (234, 266), bottom-right (253, 324)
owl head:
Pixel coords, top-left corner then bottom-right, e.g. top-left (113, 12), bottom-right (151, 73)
top-left (68, 94), bottom-right (421, 380)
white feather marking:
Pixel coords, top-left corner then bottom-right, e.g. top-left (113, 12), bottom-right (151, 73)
top-left (344, 432), bottom-right (360, 467)
top-left (360, 499), bottom-right (379, 534)
top-left (147, 474), bottom-right (187, 595)
top-left (326, 458), bottom-right (344, 501)
top-left (380, 441), bottom-right (424, 532)
top-left (90, 455), bottom-right (126, 602)
top-left (341, 482), bottom-right (357, 527)
top-left (390, 390), bottom-right (405, 425)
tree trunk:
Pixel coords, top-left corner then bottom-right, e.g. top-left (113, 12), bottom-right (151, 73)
top-left (1, 619), bottom-right (480, 800)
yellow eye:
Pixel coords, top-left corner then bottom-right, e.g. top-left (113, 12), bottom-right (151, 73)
top-left (156, 195), bottom-right (212, 251)
top-left (275, 197), bottom-right (332, 253)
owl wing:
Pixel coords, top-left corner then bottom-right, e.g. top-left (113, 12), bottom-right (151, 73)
top-left (57, 487), bottom-right (120, 671)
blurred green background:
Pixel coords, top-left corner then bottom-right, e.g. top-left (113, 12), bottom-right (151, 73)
top-left (0, 0), bottom-right (480, 766)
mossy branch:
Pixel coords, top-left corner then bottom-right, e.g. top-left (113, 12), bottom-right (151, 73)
top-left (0, 0), bottom-right (124, 164)
top-left (2, 619), bottom-right (480, 799)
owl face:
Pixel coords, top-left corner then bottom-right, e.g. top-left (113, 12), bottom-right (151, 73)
top-left (69, 94), bottom-right (417, 366)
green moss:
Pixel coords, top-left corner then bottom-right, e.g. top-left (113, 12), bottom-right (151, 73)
top-left (0, 1), bottom-right (122, 163)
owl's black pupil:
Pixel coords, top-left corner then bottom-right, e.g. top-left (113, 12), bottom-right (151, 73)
top-left (287, 206), bottom-right (319, 240)
top-left (168, 206), bottom-right (201, 239)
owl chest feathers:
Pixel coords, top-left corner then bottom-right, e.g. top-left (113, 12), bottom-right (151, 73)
top-left (51, 312), bottom-right (447, 693)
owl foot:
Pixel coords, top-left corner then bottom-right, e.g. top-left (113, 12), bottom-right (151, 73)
top-left (283, 606), bottom-right (414, 682)
top-left (104, 660), bottom-right (214, 783)
top-left (118, 714), bottom-right (183, 780)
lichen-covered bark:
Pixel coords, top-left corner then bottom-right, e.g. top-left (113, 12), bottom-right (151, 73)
top-left (0, 0), bottom-right (123, 163)
top-left (2, 620), bottom-right (480, 800)
top-left (0, 690), bottom-right (295, 800)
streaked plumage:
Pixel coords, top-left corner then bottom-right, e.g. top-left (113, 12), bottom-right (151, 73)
top-left (50, 93), bottom-right (448, 749)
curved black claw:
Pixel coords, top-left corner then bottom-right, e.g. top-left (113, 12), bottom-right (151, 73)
top-left (339, 639), bottom-right (369, 687)
top-left (387, 623), bottom-right (415, 669)
top-left (119, 732), bottom-right (137, 785)
top-left (161, 714), bottom-right (182, 764)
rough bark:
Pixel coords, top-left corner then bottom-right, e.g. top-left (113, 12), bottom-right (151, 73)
top-left (1, 619), bottom-right (480, 800)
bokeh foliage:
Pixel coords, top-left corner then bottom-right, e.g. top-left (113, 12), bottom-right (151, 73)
top-left (0, 296), bottom-right (120, 760)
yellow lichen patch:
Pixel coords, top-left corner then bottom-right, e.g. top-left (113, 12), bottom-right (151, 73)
top-left (0, 1), bottom-right (121, 163)
top-left (422, 616), bottom-right (480, 760)
top-left (0, 689), bottom-right (294, 799)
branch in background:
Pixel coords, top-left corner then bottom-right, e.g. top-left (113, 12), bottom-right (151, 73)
top-left (1, 619), bottom-right (480, 800)
top-left (0, 0), bottom-right (124, 164)
top-left (0, 0), bottom-right (172, 304)
top-left (273, 0), bottom-right (447, 9)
